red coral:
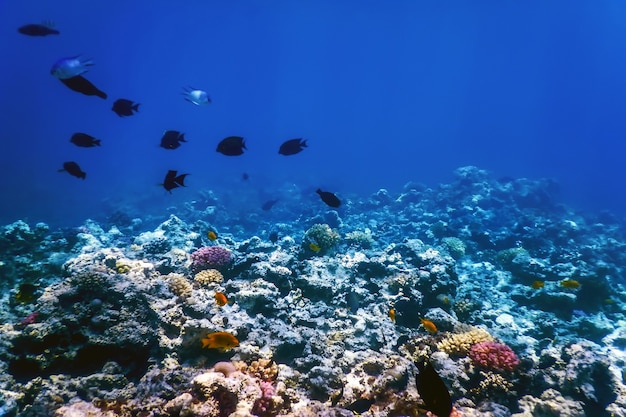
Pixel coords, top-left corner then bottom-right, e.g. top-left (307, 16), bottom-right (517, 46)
top-left (469, 341), bottom-right (519, 372)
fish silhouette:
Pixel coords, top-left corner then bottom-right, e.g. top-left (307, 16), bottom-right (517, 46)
top-left (59, 75), bottom-right (107, 99)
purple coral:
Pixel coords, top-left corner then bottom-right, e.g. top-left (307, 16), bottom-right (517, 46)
top-left (469, 341), bottom-right (520, 372)
top-left (191, 246), bottom-right (233, 270)
top-left (251, 381), bottom-right (276, 417)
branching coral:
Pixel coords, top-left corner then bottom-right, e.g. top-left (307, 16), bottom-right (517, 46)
top-left (251, 381), bottom-right (276, 417)
top-left (469, 341), bottom-right (520, 372)
top-left (246, 359), bottom-right (279, 382)
top-left (436, 327), bottom-right (494, 356)
top-left (167, 273), bottom-right (193, 298)
top-left (191, 246), bottom-right (233, 271)
top-left (194, 269), bottom-right (224, 286)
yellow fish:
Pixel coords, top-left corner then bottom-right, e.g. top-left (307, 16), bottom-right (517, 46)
top-left (309, 243), bottom-right (321, 252)
top-left (560, 279), bottom-right (580, 289)
top-left (207, 230), bottom-right (218, 241)
top-left (531, 280), bottom-right (545, 289)
top-left (389, 308), bottom-right (396, 322)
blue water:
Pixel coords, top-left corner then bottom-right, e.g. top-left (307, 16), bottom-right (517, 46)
top-left (2, 0), bottom-right (626, 227)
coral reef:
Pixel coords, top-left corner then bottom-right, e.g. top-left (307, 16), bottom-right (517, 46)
top-left (1, 167), bottom-right (626, 416)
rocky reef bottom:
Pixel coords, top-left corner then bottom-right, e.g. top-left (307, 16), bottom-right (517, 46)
top-left (1, 166), bottom-right (626, 417)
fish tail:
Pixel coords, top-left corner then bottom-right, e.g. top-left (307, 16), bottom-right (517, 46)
top-left (94, 140), bottom-right (101, 146)
top-left (96, 90), bottom-right (107, 99)
top-left (133, 103), bottom-right (140, 111)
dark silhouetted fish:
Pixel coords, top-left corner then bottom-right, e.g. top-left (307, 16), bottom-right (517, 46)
top-left (70, 133), bottom-right (101, 147)
top-left (18, 22), bottom-right (59, 36)
top-left (59, 75), bottom-right (107, 99)
top-left (346, 397), bottom-right (375, 414)
top-left (269, 231), bottom-right (279, 243)
top-left (162, 170), bottom-right (188, 193)
top-left (217, 136), bottom-right (246, 156)
top-left (242, 172), bottom-right (249, 181)
top-left (415, 361), bottom-right (453, 417)
top-left (160, 130), bottom-right (186, 150)
top-left (59, 161), bottom-right (86, 179)
top-left (262, 199), bottom-right (278, 211)
top-left (279, 138), bottom-right (307, 156)
top-left (112, 99), bottom-right (139, 117)
top-left (316, 189), bottom-right (341, 208)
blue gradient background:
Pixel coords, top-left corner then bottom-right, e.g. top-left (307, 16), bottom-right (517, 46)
top-left (1, 0), bottom-right (625, 227)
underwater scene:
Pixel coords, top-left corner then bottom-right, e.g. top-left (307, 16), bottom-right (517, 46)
top-left (2, 1), bottom-right (626, 416)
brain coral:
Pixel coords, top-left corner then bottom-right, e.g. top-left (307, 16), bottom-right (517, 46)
top-left (469, 341), bottom-right (520, 372)
top-left (437, 327), bottom-right (494, 356)
top-left (191, 246), bottom-right (233, 271)
top-left (194, 269), bottom-right (224, 286)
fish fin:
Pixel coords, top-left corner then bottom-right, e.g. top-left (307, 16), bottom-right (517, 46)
top-left (94, 140), bottom-right (101, 146)
top-left (179, 134), bottom-right (187, 142)
top-left (132, 104), bottom-right (140, 111)
top-left (97, 90), bottom-right (107, 99)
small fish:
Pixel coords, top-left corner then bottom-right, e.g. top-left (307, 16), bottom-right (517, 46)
top-left (242, 172), bottom-right (249, 181)
top-left (59, 161), bottom-right (86, 179)
top-left (262, 199), bottom-right (278, 211)
top-left (160, 130), bottom-right (186, 150)
top-left (70, 132), bottom-right (101, 147)
top-left (531, 280), bottom-right (545, 289)
top-left (560, 279), bottom-right (580, 289)
top-left (389, 308), bottom-right (396, 322)
top-left (278, 138), bottom-right (307, 156)
top-left (214, 292), bottom-right (228, 306)
top-left (316, 189), bottom-right (341, 208)
top-left (182, 86), bottom-right (211, 105)
top-left (18, 22), bottom-right (59, 36)
top-left (201, 331), bottom-right (239, 351)
top-left (436, 294), bottom-right (451, 305)
top-left (415, 361), bottom-right (453, 417)
top-left (59, 75), bottom-right (107, 99)
top-left (51, 55), bottom-right (93, 79)
top-left (309, 243), bottom-right (321, 252)
top-left (269, 231), bottom-right (279, 243)
top-left (207, 231), bottom-right (218, 241)
top-left (217, 136), bottom-right (246, 156)
top-left (346, 397), bottom-right (375, 413)
top-left (420, 318), bottom-right (438, 334)
top-left (112, 99), bottom-right (140, 117)
top-left (161, 170), bottom-right (188, 193)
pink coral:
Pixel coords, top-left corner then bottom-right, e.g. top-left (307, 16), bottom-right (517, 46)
top-left (469, 341), bottom-right (519, 372)
top-left (191, 246), bottom-right (233, 271)
top-left (251, 381), bottom-right (276, 417)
